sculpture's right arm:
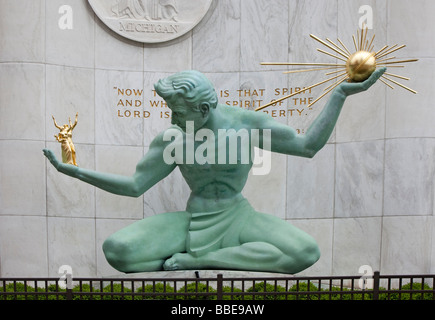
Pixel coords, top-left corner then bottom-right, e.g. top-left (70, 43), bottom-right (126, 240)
top-left (43, 132), bottom-right (176, 198)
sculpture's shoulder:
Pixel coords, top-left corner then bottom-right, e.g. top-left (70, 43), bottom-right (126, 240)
top-left (216, 104), bottom-right (272, 128)
top-left (150, 125), bottom-right (184, 148)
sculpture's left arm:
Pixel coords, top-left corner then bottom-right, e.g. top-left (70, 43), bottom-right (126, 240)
top-left (70, 112), bottom-right (78, 130)
top-left (255, 68), bottom-right (385, 158)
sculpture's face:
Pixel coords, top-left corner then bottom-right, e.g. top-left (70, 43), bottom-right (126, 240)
top-left (168, 96), bottom-right (209, 132)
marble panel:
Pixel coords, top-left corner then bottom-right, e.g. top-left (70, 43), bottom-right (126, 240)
top-left (143, 35), bottom-right (192, 72)
top-left (332, 217), bottom-right (382, 276)
top-left (288, 0), bottom-right (338, 63)
top-left (336, 84), bottom-right (386, 143)
top-left (240, 0), bottom-right (289, 72)
top-left (290, 218), bottom-right (334, 276)
top-left (287, 144), bottom-right (335, 219)
top-left (387, 0), bottom-right (435, 58)
top-left (0, 0), bottom-right (45, 63)
top-left (0, 140), bottom-right (46, 216)
top-left (335, 140), bottom-right (384, 217)
top-left (96, 218), bottom-right (138, 277)
top-left (243, 152), bottom-right (287, 220)
top-left (94, 16), bottom-right (144, 71)
top-left (381, 216), bottom-right (433, 274)
top-left (0, 63), bottom-right (45, 140)
top-left (95, 145), bottom-right (144, 220)
top-left (45, 0), bottom-right (95, 68)
top-left (47, 217), bottom-right (96, 277)
top-left (95, 69), bottom-right (144, 146)
top-left (46, 141), bottom-right (95, 218)
top-left (0, 216), bottom-right (48, 277)
top-left (45, 65), bottom-right (95, 144)
top-left (386, 58), bottom-right (435, 138)
top-left (384, 138), bottom-right (435, 216)
top-left (192, 0), bottom-right (241, 72)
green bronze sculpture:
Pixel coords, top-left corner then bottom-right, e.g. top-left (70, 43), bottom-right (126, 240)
top-left (43, 68), bottom-right (385, 274)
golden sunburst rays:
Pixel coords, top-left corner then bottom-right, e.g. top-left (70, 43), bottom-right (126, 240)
top-left (255, 26), bottom-right (418, 112)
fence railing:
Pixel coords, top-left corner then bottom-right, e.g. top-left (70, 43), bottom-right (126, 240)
top-left (1, 272), bottom-right (434, 300)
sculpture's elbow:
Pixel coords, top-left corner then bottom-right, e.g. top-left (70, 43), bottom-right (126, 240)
top-left (120, 181), bottom-right (143, 198)
top-left (129, 186), bottom-right (143, 198)
top-left (296, 137), bottom-right (320, 159)
top-left (129, 181), bottom-right (151, 198)
top-left (303, 148), bottom-right (318, 159)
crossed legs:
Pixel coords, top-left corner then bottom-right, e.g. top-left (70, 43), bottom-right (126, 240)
top-left (163, 212), bottom-right (320, 274)
top-left (103, 210), bottom-right (320, 274)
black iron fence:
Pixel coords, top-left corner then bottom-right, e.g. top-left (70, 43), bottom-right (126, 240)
top-left (1, 272), bottom-right (434, 300)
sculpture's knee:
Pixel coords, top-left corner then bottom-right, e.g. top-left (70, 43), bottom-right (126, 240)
top-left (102, 236), bottom-right (132, 272)
top-left (304, 239), bottom-right (321, 266)
top-left (280, 237), bottom-right (320, 274)
top-left (296, 238), bottom-right (320, 272)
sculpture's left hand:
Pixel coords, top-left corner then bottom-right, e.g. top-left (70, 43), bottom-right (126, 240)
top-left (337, 67), bottom-right (386, 97)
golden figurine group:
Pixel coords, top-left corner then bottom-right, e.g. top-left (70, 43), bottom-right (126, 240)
top-left (52, 112), bottom-right (79, 166)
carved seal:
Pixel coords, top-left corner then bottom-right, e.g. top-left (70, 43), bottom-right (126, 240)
top-left (88, 0), bottom-right (213, 43)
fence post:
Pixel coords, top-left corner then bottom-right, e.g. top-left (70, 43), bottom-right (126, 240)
top-left (66, 288), bottom-right (73, 300)
top-left (373, 271), bottom-right (380, 300)
top-left (217, 274), bottom-right (223, 300)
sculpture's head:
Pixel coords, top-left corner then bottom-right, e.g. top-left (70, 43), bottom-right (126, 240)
top-left (154, 70), bottom-right (218, 131)
top-left (59, 124), bottom-right (70, 133)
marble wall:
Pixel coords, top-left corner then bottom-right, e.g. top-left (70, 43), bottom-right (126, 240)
top-left (0, 0), bottom-right (434, 278)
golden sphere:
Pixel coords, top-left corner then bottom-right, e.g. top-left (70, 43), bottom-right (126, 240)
top-left (346, 51), bottom-right (377, 82)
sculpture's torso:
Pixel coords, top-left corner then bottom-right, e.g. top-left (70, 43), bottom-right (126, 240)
top-left (175, 105), bottom-right (255, 212)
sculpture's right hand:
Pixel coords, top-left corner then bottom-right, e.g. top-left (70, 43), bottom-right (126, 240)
top-left (43, 149), bottom-right (78, 176)
top-left (43, 149), bottom-right (60, 170)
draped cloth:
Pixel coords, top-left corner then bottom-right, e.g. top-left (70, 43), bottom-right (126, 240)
top-left (186, 197), bottom-right (255, 257)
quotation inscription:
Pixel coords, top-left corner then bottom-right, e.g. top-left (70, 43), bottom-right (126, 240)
top-left (112, 85), bottom-right (316, 133)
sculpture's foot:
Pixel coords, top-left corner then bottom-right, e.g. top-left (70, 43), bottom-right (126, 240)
top-left (163, 253), bottom-right (197, 271)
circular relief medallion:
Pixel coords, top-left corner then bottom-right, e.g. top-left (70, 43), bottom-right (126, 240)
top-left (88, 0), bottom-right (213, 43)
